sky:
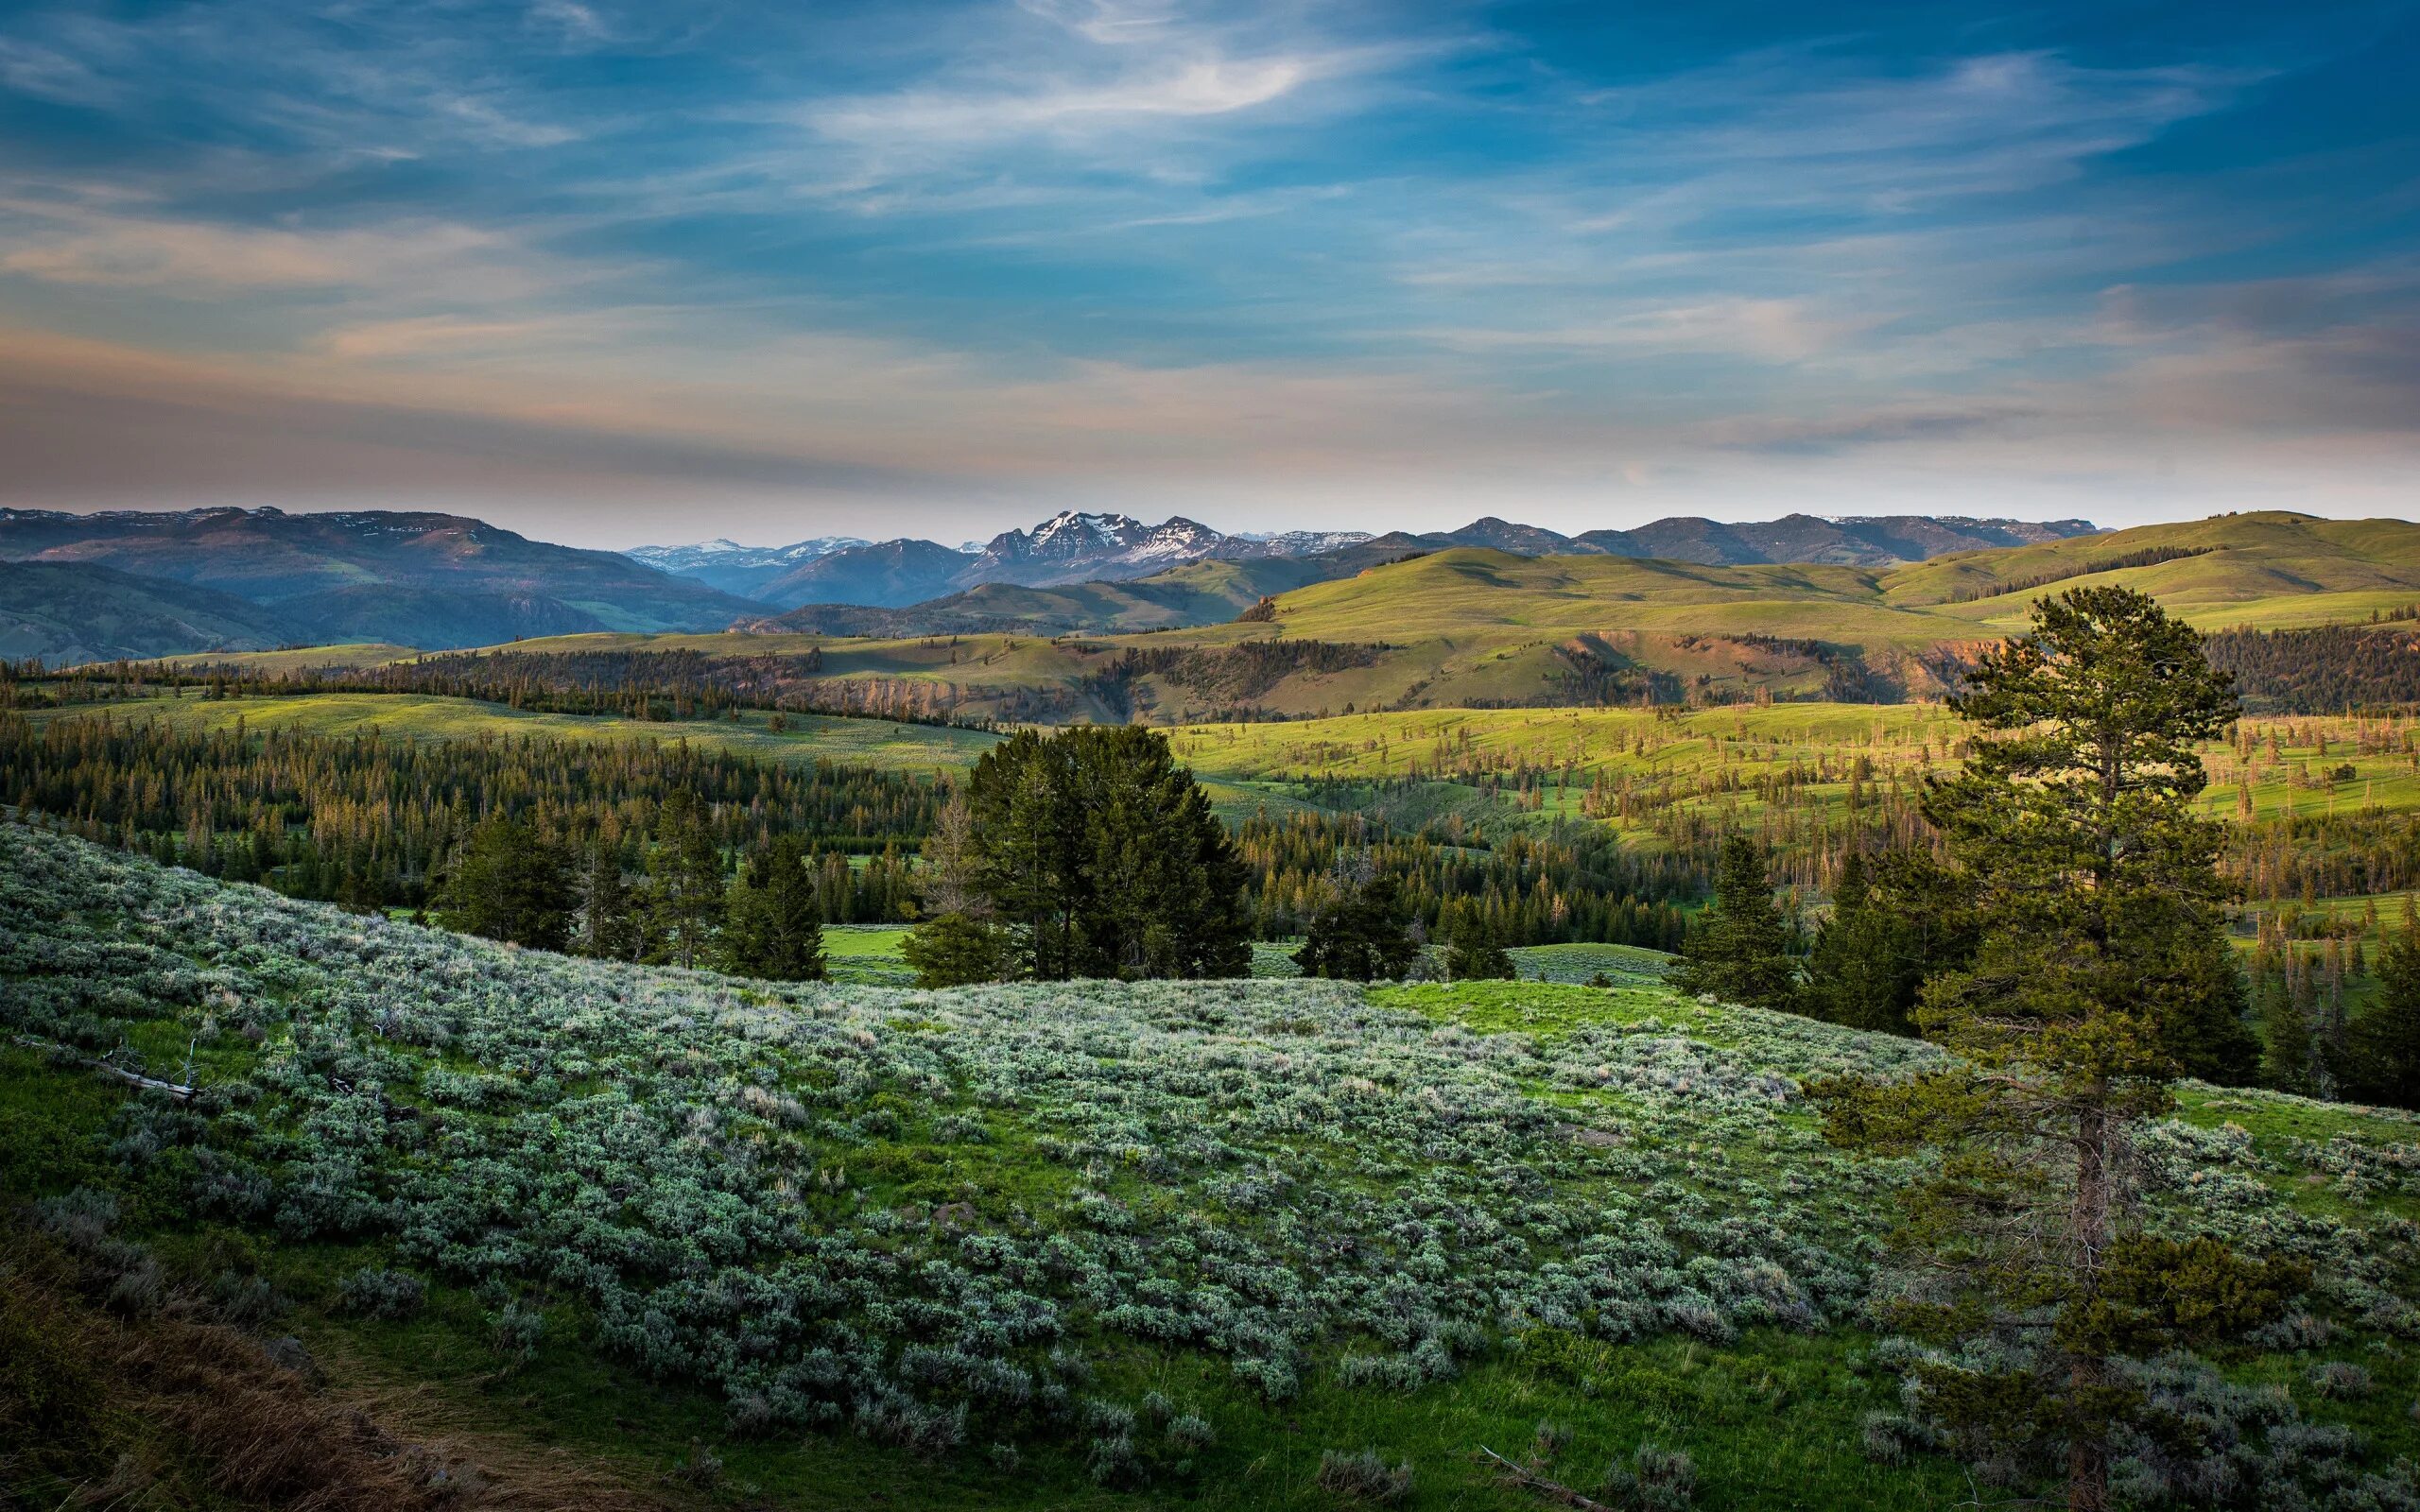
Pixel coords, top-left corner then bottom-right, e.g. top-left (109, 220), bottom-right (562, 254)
top-left (0, 1), bottom-right (2414, 549)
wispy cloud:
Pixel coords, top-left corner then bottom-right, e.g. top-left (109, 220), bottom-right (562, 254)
top-left (0, 0), bottom-right (2408, 540)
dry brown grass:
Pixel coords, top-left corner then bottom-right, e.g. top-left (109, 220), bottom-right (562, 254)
top-left (1, 1225), bottom-right (679, 1512)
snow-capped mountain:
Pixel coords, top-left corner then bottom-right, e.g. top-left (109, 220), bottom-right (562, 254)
top-left (622, 536), bottom-right (870, 597)
top-left (960, 511), bottom-right (1229, 587)
top-left (1216, 529), bottom-right (1377, 559)
top-left (632, 509), bottom-right (2105, 611)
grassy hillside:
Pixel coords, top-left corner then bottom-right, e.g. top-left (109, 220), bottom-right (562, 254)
top-left (1888, 512), bottom-right (2420, 627)
top-left (144, 641), bottom-right (425, 673)
top-left (7, 824), bottom-right (2416, 1510)
top-left (758, 554), bottom-right (1362, 636)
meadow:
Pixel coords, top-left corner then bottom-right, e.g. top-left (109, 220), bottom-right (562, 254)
top-left (7, 822), bottom-right (2418, 1510)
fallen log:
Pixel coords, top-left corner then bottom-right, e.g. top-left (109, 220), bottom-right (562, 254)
top-left (11, 1034), bottom-right (196, 1101)
top-left (1476, 1446), bottom-right (1616, 1511)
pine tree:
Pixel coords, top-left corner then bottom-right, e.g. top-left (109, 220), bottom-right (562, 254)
top-left (963, 726), bottom-right (1251, 981)
top-left (1294, 867), bottom-right (1419, 982)
top-left (2353, 897), bottom-right (2420, 1108)
top-left (1802, 848), bottom-right (1973, 1036)
top-left (438, 816), bottom-right (575, 951)
top-left (723, 833), bottom-right (825, 981)
top-left (902, 790), bottom-right (1011, 987)
top-left (2255, 962), bottom-right (2314, 1095)
top-left (580, 837), bottom-right (641, 961)
top-left (901, 910), bottom-right (1013, 988)
top-left (1668, 834), bottom-right (1797, 1011)
top-left (1443, 908), bottom-right (1516, 981)
top-left (648, 790), bottom-right (726, 969)
top-left (1810, 587), bottom-right (2292, 1512)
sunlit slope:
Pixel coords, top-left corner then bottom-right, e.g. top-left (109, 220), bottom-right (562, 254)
top-left (143, 642), bottom-right (424, 673)
top-left (1171, 703), bottom-right (2420, 843)
top-left (1260, 550), bottom-right (1963, 643)
top-left (1892, 512), bottom-right (2420, 628)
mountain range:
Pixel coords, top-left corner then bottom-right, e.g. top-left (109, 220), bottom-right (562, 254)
top-left (649, 508), bottom-right (2101, 612)
top-left (0, 504), bottom-right (2103, 664)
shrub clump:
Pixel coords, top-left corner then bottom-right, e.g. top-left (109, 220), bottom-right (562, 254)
top-left (1601, 1441), bottom-right (1697, 1510)
top-left (335, 1266), bottom-right (425, 1321)
top-left (1317, 1448), bottom-right (1413, 1503)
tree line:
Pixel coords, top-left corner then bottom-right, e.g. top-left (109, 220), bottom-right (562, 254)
top-left (0, 713), bottom-right (927, 921)
top-left (1235, 810), bottom-right (1687, 950)
top-left (433, 793), bottom-right (836, 980)
top-left (2202, 622), bottom-right (2420, 713)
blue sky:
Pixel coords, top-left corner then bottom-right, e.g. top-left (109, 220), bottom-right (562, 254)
top-left (0, 0), bottom-right (2413, 546)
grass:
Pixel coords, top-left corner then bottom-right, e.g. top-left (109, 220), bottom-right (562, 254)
top-left (1168, 703), bottom-right (2420, 846)
top-left (823, 924), bottom-right (918, 986)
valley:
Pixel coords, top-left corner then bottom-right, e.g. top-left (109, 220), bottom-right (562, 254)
top-left (9, 505), bottom-right (2420, 1511)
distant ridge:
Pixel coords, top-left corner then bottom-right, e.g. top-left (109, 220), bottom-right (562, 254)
top-left (0, 507), bottom-right (764, 657)
top-left (0, 503), bottom-right (2106, 663)
top-left (657, 508), bottom-right (2101, 611)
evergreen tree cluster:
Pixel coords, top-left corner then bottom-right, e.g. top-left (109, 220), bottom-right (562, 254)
top-left (904, 726), bottom-right (1251, 984)
top-left (0, 712), bottom-right (927, 920)
top-left (1236, 809), bottom-right (1687, 950)
top-left (434, 794), bottom-right (827, 981)
top-left (2203, 622), bottom-right (2420, 713)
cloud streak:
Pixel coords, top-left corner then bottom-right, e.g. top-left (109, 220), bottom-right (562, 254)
top-left (0, 0), bottom-right (2409, 542)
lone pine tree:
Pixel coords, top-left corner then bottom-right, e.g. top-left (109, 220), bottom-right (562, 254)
top-left (1810, 586), bottom-right (2289, 1512)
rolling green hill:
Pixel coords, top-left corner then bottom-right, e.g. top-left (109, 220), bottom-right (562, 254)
top-left (7, 822), bottom-right (2417, 1510)
top-left (75, 511), bottom-right (2420, 721)
top-left (1885, 512), bottom-right (2420, 627)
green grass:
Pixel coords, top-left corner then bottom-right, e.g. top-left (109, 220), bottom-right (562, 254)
top-left (145, 642), bottom-right (424, 673)
top-left (1171, 702), bottom-right (2420, 847)
top-left (823, 924), bottom-right (918, 986)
